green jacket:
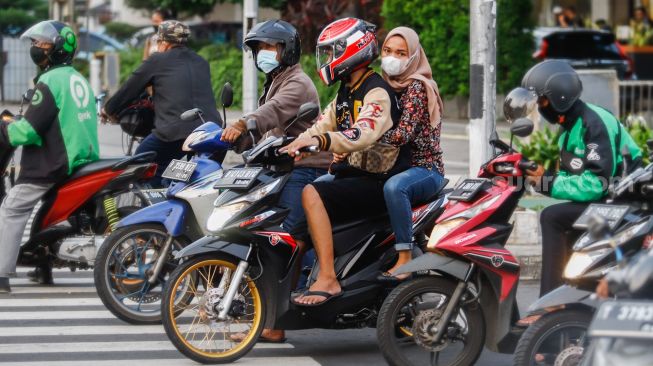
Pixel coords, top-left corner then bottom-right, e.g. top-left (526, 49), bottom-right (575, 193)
top-left (1, 65), bottom-right (99, 184)
top-left (552, 101), bottom-right (641, 202)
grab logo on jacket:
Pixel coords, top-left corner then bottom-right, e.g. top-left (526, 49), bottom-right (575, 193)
top-left (586, 143), bottom-right (601, 161)
top-left (70, 74), bottom-right (90, 109)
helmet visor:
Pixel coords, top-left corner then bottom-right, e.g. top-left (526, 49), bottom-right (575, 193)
top-left (20, 21), bottom-right (60, 45)
top-left (317, 45), bottom-right (334, 69)
top-left (503, 87), bottom-right (538, 123)
top-left (243, 38), bottom-right (282, 52)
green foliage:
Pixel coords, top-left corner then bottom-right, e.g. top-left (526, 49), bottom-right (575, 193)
top-left (104, 22), bottom-right (142, 42)
top-left (0, 0), bottom-right (48, 36)
top-left (299, 54), bottom-right (337, 108)
top-left (626, 121), bottom-right (653, 165)
top-left (73, 58), bottom-right (90, 79)
top-left (516, 127), bottom-right (560, 171)
top-left (126, 0), bottom-right (217, 17)
top-left (118, 47), bottom-right (145, 83)
top-left (381, 0), bottom-right (534, 98)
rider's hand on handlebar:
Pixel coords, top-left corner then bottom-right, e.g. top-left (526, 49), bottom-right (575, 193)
top-left (99, 108), bottom-right (116, 124)
top-left (525, 164), bottom-right (544, 186)
top-left (221, 120), bottom-right (246, 143)
top-left (279, 136), bottom-right (320, 161)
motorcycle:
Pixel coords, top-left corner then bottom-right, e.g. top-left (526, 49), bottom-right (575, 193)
top-left (513, 144), bottom-right (653, 366)
top-left (0, 91), bottom-right (158, 282)
top-left (580, 228), bottom-right (653, 366)
top-left (374, 87), bottom-right (540, 366)
top-left (94, 84), bottom-right (233, 324)
top-left (158, 102), bottom-right (449, 364)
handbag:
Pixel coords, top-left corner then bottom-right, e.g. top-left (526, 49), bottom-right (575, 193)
top-left (347, 142), bottom-right (399, 174)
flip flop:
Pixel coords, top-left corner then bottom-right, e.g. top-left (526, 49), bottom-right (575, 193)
top-left (376, 271), bottom-right (413, 283)
top-left (291, 290), bottom-right (343, 307)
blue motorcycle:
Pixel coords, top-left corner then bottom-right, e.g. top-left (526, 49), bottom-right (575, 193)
top-left (94, 85), bottom-right (233, 324)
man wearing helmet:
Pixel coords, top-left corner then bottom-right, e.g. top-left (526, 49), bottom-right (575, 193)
top-left (522, 60), bottom-right (642, 296)
top-left (282, 18), bottom-right (410, 306)
top-left (0, 21), bottom-right (99, 292)
top-left (102, 20), bottom-right (220, 187)
top-left (221, 19), bottom-right (330, 343)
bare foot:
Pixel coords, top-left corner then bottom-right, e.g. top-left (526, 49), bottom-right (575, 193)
top-left (294, 278), bottom-right (341, 305)
top-left (230, 328), bottom-right (286, 343)
top-left (385, 251), bottom-right (412, 279)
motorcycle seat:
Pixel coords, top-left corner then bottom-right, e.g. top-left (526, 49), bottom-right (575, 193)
top-left (68, 152), bottom-right (157, 181)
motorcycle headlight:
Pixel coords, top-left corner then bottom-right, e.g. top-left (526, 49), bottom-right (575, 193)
top-left (182, 130), bottom-right (212, 152)
top-left (564, 248), bottom-right (610, 279)
top-left (427, 218), bottom-right (467, 249)
top-left (206, 178), bottom-right (282, 233)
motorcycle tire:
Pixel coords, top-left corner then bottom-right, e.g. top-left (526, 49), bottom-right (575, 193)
top-left (94, 223), bottom-right (190, 324)
top-left (162, 254), bottom-right (266, 364)
top-left (377, 276), bottom-right (485, 366)
top-left (513, 309), bottom-right (593, 366)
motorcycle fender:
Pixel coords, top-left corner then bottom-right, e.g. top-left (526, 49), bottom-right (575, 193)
top-left (394, 252), bottom-right (470, 281)
top-left (174, 235), bottom-right (250, 261)
top-left (115, 200), bottom-right (187, 236)
top-left (526, 285), bottom-right (597, 314)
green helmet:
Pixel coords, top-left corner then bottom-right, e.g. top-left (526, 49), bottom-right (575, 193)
top-left (21, 20), bottom-right (77, 65)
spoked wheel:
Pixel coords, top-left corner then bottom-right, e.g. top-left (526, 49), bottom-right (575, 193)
top-left (377, 277), bottom-right (485, 366)
top-left (162, 255), bottom-right (265, 364)
top-left (94, 223), bottom-right (190, 324)
top-left (513, 310), bottom-right (592, 366)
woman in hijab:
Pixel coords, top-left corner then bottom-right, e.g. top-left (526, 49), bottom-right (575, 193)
top-left (377, 26), bottom-right (446, 281)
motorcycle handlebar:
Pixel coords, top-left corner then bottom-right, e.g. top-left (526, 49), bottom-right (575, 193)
top-left (518, 160), bottom-right (537, 171)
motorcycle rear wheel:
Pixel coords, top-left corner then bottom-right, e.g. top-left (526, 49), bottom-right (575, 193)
top-left (162, 254), bottom-right (265, 364)
top-left (377, 276), bottom-right (485, 366)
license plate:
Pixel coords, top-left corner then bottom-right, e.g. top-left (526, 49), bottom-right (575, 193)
top-left (573, 204), bottom-right (629, 230)
top-left (161, 159), bottom-right (197, 182)
top-left (213, 167), bottom-right (263, 189)
top-left (589, 300), bottom-right (653, 339)
top-left (448, 179), bottom-right (489, 202)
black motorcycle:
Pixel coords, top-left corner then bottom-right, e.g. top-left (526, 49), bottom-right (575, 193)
top-left (159, 103), bottom-right (449, 364)
top-left (514, 146), bottom-right (653, 366)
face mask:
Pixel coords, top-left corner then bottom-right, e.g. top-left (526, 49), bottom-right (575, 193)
top-left (538, 104), bottom-right (562, 124)
top-left (153, 25), bottom-right (159, 33)
top-left (30, 46), bottom-right (48, 67)
top-left (256, 50), bottom-right (280, 74)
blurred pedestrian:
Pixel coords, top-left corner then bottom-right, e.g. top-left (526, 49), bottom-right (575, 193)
top-left (563, 6), bottom-right (585, 28)
top-left (143, 8), bottom-right (172, 60)
top-left (102, 20), bottom-right (221, 187)
top-left (630, 6), bottom-right (653, 46)
top-left (553, 6), bottom-right (566, 27)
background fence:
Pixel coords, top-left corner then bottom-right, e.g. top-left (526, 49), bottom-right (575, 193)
top-left (1, 37), bottom-right (37, 103)
top-left (620, 80), bottom-right (653, 124)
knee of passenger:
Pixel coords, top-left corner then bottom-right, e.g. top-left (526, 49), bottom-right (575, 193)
top-left (383, 178), bottom-right (400, 198)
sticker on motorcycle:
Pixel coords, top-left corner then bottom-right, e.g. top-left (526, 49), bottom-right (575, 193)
top-left (491, 255), bottom-right (504, 268)
top-left (269, 234), bottom-right (281, 246)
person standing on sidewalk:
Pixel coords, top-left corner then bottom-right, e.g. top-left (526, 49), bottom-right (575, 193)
top-left (522, 60), bottom-right (642, 298)
top-left (0, 21), bottom-right (99, 292)
top-left (374, 26), bottom-right (446, 281)
top-left (102, 20), bottom-right (220, 187)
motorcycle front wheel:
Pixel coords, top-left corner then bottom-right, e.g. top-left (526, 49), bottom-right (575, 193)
top-left (377, 276), bottom-right (485, 366)
top-left (162, 254), bottom-right (265, 364)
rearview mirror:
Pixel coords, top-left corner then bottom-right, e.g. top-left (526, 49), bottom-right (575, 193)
top-left (587, 214), bottom-right (609, 240)
top-left (510, 118), bottom-right (534, 137)
top-left (220, 83), bottom-right (233, 108)
top-left (22, 89), bottom-right (34, 104)
top-left (296, 102), bottom-right (320, 124)
top-left (181, 108), bottom-right (203, 121)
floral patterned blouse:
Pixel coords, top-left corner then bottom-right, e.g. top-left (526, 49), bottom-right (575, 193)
top-left (382, 80), bottom-right (444, 175)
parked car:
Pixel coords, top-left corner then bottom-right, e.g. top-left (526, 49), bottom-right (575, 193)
top-left (76, 29), bottom-right (125, 60)
top-left (533, 27), bottom-right (635, 80)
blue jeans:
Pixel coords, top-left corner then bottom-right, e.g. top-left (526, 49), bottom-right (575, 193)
top-left (384, 166), bottom-right (445, 251)
top-left (278, 167), bottom-right (326, 290)
top-left (135, 133), bottom-right (186, 187)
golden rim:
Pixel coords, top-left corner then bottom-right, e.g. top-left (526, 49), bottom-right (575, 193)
top-left (167, 259), bottom-right (262, 359)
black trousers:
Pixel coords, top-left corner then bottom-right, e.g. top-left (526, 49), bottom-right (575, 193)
top-left (539, 202), bottom-right (589, 296)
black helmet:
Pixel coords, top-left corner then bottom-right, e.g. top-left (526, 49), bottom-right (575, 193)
top-left (244, 20), bottom-right (300, 70)
top-left (521, 60), bottom-right (582, 114)
top-left (21, 20), bottom-right (77, 66)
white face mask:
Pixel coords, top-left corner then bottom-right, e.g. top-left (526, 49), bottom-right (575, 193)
top-left (381, 56), bottom-right (405, 76)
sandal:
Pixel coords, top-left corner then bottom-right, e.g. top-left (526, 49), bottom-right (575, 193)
top-left (291, 290), bottom-right (343, 307)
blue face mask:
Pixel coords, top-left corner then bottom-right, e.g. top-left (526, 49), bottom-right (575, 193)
top-left (256, 50), bottom-right (280, 74)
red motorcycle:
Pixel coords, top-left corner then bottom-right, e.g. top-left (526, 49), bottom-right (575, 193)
top-left (1, 105), bottom-right (157, 283)
top-left (375, 89), bottom-right (538, 366)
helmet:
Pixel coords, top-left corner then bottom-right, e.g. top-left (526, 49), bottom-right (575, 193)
top-left (244, 20), bottom-right (300, 70)
top-left (316, 18), bottom-right (378, 86)
top-left (521, 60), bottom-right (583, 114)
top-left (21, 20), bottom-right (77, 66)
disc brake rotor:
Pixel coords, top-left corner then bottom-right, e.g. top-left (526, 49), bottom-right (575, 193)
top-left (554, 346), bottom-right (584, 366)
top-left (413, 309), bottom-right (450, 352)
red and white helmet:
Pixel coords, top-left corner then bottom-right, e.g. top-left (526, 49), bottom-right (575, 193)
top-left (316, 18), bottom-right (379, 86)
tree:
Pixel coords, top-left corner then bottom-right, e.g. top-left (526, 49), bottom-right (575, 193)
top-left (382, 0), bottom-right (534, 98)
top-left (0, 0), bottom-right (48, 36)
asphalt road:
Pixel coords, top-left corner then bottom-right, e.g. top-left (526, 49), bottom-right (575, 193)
top-left (0, 268), bottom-right (540, 366)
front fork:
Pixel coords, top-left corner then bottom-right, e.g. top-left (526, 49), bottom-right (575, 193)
top-left (431, 263), bottom-right (476, 344)
top-left (217, 260), bottom-right (249, 320)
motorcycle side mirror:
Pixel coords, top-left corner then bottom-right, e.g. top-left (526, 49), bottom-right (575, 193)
top-left (296, 102), bottom-right (320, 123)
top-left (181, 108), bottom-right (204, 122)
top-left (246, 118), bottom-right (258, 144)
top-left (510, 118), bottom-right (534, 137)
top-left (220, 83), bottom-right (233, 108)
top-left (587, 214), bottom-right (610, 240)
top-left (22, 89), bottom-right (34, 104)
